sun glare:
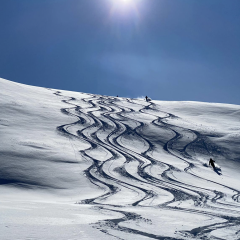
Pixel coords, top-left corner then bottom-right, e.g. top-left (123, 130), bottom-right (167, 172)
top-left (108, 0), bottom-right (143, 35)
top-left (120, 0), bottom-right (132, 3)
top-left (111, 0), bottom-right (138, 8)
top-left (114, 0), bottom-right (131, 3)
top-left (110, 0), bottom-right (141, 14)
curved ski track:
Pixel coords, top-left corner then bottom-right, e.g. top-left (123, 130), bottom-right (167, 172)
top-left (54, 91), bottom-right (240, 240)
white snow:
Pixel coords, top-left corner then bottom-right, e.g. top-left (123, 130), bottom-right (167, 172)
top-left (1, 77), bottom-right (240, 239)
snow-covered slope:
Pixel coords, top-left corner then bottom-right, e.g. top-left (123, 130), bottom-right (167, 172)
top-left (1, 78), bottom-right (240, 240)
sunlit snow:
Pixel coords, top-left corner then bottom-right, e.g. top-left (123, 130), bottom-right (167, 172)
top-left (1, 78), bottom-right (240, 239)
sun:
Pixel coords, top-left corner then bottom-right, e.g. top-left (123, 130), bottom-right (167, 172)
top-left (109, 0), bottom-right (142, 22)
top-left (110, 0), bottom-right (139, 11)
top-left (111, 0), bottom-right (135, 7)
top-left (120, 0), bottom-right (132, 3)
top-left (115, 0), bottom-right (131, 3)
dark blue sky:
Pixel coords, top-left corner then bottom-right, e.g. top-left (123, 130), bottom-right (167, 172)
top-left (1, 0), bottom-right (240, 104)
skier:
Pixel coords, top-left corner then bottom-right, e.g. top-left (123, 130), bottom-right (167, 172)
top-left (209, 158), bottom-right (216, 169)
top-left (145, 96), bottom-right (148, 101)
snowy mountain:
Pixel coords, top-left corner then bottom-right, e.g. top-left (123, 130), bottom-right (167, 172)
top-left (1, 77), bottom-right (240, 240)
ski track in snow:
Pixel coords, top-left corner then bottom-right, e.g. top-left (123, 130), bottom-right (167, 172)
top-left (55, 91), bottom-right (240, 239)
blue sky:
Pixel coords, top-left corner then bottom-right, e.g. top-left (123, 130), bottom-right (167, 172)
top-left (0, 0), bottom-right (240, 104)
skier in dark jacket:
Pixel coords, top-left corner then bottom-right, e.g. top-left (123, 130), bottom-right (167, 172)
top-left (209, 158), bottom-right (215, 169)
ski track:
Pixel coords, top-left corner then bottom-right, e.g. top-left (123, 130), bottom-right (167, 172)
top-left (54, 91), bottom-right (240, 239)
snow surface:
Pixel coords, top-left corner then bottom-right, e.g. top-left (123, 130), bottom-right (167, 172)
top-left (1, 77), bottom-right (240, 239)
